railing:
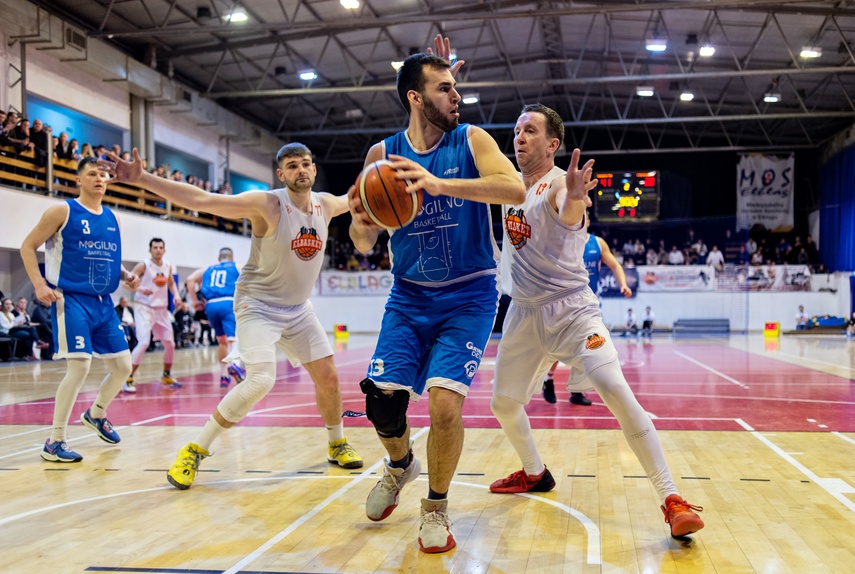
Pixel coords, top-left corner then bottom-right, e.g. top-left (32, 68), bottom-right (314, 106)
top-left (0, 142), bottom-right (249, 235)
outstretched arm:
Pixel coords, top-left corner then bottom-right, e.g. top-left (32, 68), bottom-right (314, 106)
top-left (598, 237), bottom-right (632, 297)
top-left (348, 143), bottom-right (384, 253)
top-left (551, 148), bottom-right (597, 227)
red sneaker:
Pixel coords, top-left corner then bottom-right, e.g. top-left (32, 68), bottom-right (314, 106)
top-left (489, 467), bottom-right (555, 493)
top-left (661, 494), bottom-right (704, 538)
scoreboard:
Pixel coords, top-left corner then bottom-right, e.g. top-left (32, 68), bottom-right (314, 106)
top-left (593, 171), bottom-right (660, 222)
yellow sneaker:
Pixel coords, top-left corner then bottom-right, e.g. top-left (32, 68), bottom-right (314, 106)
top-left (328, 437), bottom-right (363, 469)
top-left (161, 374), bottom-right (182, 387)
top-left (167, 443), bottom-right (209, 490)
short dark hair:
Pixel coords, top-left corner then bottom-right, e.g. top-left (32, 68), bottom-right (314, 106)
top-left (219, 247), bottom-right (233, 261)
top-left (396, 53), bottom-right (451, 114)
top-left (77, 157), bottom-right (99, 175)
top-left (521, 103), bottom-right (565, 146)
top-left (149, 237), bottom-right (164, 249)
top-left (276, 143), bottom-right (312, 165)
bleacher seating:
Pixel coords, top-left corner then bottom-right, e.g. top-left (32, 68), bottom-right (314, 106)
top-left (672, 318), bottom-right (730, 337)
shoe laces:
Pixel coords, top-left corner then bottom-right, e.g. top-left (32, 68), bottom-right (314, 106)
top-left (180, 447), bottom-right (206, 469)
top-left (422, 507), bottom-right (452, 529)
top-left (664, 498), bottom-right (703, 522)
top-left (331, 441), bottom-right (357, 459)
top-left (100, 419), bottom-right (114, 433)
top-left (500, 469), bottom-right (530, 487)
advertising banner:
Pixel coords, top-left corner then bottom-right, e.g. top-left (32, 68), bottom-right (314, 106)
top-left (636, 266), bottom-right (716, 292)
top-left (318, 270), bottom-right (394, 296)
top-left (736, 154), bottom-right (794, 232)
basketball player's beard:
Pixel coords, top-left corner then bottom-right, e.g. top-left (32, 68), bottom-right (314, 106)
top-left (423, 97), bottom-right (459, 133)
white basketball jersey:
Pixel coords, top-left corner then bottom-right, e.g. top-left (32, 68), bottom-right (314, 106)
top-left (236, 188), bottom-right (327, 306)
top-left (135, 258), bottom-right (172, 309)
top-left (500, 166), bottom-right (589, 303)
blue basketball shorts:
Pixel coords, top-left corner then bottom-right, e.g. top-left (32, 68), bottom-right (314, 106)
top-left (52, 291), bottom-right (129, 359)
top-left (367, 273), bottom-right (499, 398)
top-left (206, 298), bottom-right (236, 339)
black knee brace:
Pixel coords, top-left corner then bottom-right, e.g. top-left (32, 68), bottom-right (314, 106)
top-left (360, 378), bottom-right (410, 438)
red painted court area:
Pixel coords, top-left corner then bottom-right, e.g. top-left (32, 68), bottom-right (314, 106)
top-left (3, 340), bottom-right (854, 433)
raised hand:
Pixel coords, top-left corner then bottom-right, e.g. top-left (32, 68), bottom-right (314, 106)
top-left (427, 34), bottom-right (464, 77)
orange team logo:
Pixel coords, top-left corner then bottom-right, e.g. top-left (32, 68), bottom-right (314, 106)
top-left (505, 207), bottom-right (531, 250)
top-left (585, 334), bottom-right (606, 350)
top-left (152, 273), bottom-right (168, 287)
top-left (291, 227), bottom-right (324, 261)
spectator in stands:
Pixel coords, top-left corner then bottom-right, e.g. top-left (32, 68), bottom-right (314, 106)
top-left (646, 248), bottom-right (658, 266)
top-left (795, 305), bottom-right (809, 330)
top-left (746, 236), bottom-right (758, 257)
top-left (657, 247), bottom-right (669, 265)
top-left (0, 111), bottom-right (18, 145)
top-left (120, 151), bottom-right (131, 161)
top-left (693, 238), bottom-right (708, 264)
top-left (346, 253), bottom-right (360, 271)
top-left (707, 245), bottom-right (725, 271)
top-left (750, 249), bottom-right (764, 266)
top-left (80, 143), bottom-right (95, 158)
top-left (805, 235), bottom-right (819, 266)
top-left (624, 308), bottom-right (638, 337)
top-left (775, 237), bottom-right (791, 264)
top-left (111, 144), bottom-right (121, 157)
top-left (642, 306), bottom-right (655, 337)
top-left (173, 300), bottom-right (194, 348)
top-left (847, 312), bottom-right (855, 338)
top-left (9, 118), bottom-right (33, 154)
top-left (115, 296), bottom-right (138, 351)
top-left (29, 119), bottom-right (49, 167)
top-left (30, 297), bottom-right (54, 359)
top-left (55, 132), bottom-right (74, 160)
top-left (171, 170), bottom-right (184, 183)
top-left (668, 245), bottom-right (685, 265)
top-left (15, 296), bottom-right (50, 353)
top-left (737, 244), bottom-right (750, 265)
top-left (0, 298), bottom-right (39, 360)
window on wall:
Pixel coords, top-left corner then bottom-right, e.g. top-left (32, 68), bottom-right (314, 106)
top-left (229, 171), bottom-right (268, 194)
top-left (154, 144), bottom-right (211, 184)
top-left (26, 94), bottom-right (128, 152)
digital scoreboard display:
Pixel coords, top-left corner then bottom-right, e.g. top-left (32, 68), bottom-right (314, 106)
top-left (593, 171), bottom-right (660, 222)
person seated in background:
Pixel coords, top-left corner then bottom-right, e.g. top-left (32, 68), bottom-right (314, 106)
top-left (624, 308), bottom-right (638, 337)
top-left (193, 307), bottom-right (216, 346)
top-left (30, 297), bottom-right (54, 359)
top-left (642, 306), bottom-right (656, 337)
top-left (29, 119), bottom-right (49, 167)
top-left (13, 297), bottom-right (49, 352)
top-left (172, 300), bottom-right (195, 348)
top-left (0, 298), bottom-right (39, 360)
top-left (55, 132), bottom-right (75, 160)
top-left (115, 296), bottom-right (138, 350)
top-left (667, 245), bottom-right (685, 265)
top-left (795, 305), bottom-right (809, 331)
top-left (707, 245), bottom-right (725, 271)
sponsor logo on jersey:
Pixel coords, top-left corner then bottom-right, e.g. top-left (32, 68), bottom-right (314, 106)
top-left (465, 341), bottom-right (483, 359)
top-left (443, 166), bottom-right (460, 176)
top-left (504, 207), bottom-right (531, 250)
top-left (585, 334), bottom-right (606, 350)
top-left (291, 227), bottom-right (324, 261)
top-left (78, 240), bottom-right (118, 251)
top-left (464, 360), bottom-right (479, 379)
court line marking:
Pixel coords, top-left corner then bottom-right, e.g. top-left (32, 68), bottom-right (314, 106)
top-left (735, 419), bottom-right (855, 514)
top-left (832, 432), bottom-right (855, 446)
top-left (0, 426), bottom-right (52, 441)
top-left (672, 351), bottom-right (750, 389)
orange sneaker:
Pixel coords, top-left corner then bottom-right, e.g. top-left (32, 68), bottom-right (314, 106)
top-left (661, 494), bottom-right (704, 538)
top-left (489, 467), bottom-right (555, 493)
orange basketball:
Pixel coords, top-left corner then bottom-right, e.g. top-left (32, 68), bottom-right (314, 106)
top-left (152, 273), bottom-right (168, 287)
top-left (357, 160), bottom-right (423, 230)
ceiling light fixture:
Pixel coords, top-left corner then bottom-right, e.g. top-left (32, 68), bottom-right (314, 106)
top-left (223, 10), bottom-right (247, 23)
top-left (645, 38), bottom-right (667, 52)
top-left (340, 0), bottom-right (360, 9)
top-left (699, 44), bottom-right (715, 57)
top-left (391, 60), bottom-right (404, 71)
top-left (763, 92), bottom-right (781, 103)
top-left (800, 46), bottom-right (822, 58)
top-left (345, 108), bottom-right (364, 119)
top-left (636, 86), bottom-right (654, 97)
top-left (462, 93), bottom-right (479, 104)
top-left (680, 91), bottom-right (694, 101)
top-left (299, 70), bottom-right (318, 81)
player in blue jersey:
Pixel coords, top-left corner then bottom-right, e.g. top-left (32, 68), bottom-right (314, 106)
top-left (347, 36), bottom-right (526, 553)
top-left (185, 247), bottom-right (244, 387)
top-left (20, 157), bottom-right (140, 463)
top-left (542, 213), bottom-right (631, 405)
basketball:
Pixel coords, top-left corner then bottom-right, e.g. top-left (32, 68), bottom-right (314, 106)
top-left (357, 160), bottom-right (423, 230)
top-left (152, 273), bottom-right (168, 287)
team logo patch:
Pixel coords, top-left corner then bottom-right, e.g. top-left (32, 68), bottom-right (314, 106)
top-left (585, 334), bottom-right (606, 350)
top-left (464, 360), bottom-right (479, 379)
top-left (504, 207), bottom-right (531, 250)
top-left (291, 226), bottom-right (323, 261)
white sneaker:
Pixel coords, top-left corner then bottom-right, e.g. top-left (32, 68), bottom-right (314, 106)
top-left (365, 452), bottom-right (421, 521)
top-left (122, 380), bottom-right (136, 393)
top-left (418, 498), bottom-right (456, 553)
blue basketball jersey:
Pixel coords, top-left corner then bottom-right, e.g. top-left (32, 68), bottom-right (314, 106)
top-left (383, 124), bottom-right (498, 286)
top-left (583, 233), bottom-right (602, 291)
top-left (200, 261), bottom-right (240, 301)
top-left (45, 199), bottom-right (122, 296)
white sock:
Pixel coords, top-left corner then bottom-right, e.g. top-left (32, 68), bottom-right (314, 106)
top-left (326, 422), bottom-right (345, 443)
top-left (195, 415), bottom-right (227, 451)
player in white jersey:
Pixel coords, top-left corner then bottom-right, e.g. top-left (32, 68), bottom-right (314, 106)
top-left (124, 237), bottom-right (183, 392)
top-left (103, 143), bottom-right (363, 489)
top-left (491, 104), bottom-right (704, 539)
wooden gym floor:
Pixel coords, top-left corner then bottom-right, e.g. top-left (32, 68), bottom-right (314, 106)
top-left (1, 333), bottom-right (853, 573)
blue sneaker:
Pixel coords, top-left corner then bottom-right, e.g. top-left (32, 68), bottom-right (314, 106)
top-left (227, 361), bottom-right (246, 384)
top-left (80, 409), bottom-right (121, 444)
top-left (219, 376), bottom-right (231, 388)
top-left (41, 440), bottom-right (83, 463)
